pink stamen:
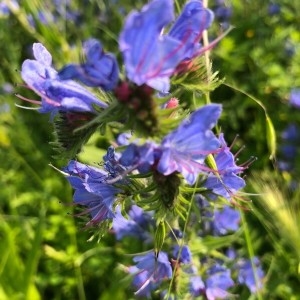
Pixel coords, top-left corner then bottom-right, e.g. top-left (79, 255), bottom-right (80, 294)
top-left (15, 93), bottom-right (41, 105)
top-left (239, 156), bottom-right (257, 168)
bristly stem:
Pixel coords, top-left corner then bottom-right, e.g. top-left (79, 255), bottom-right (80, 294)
top-left (166, 182), bottom-right (198, 298)
top-left (202, 0), bottom-right (211, 104)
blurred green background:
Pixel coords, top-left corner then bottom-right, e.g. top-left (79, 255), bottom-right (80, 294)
top-left (0, 0), bottom-right (300, 299)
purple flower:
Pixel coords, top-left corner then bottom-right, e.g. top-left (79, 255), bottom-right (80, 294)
top-left (21, 43), bottom-right (108, 117)
top-left (190, 276), bottom-right (205, 297)
top-left (204, 134), bottom-right (245, 199)
top-left (172, 245), bottom-right (192, 264)
top-left (205, 264), bottom-right (234, 300)
top-left (119, 142), bottom-right (157, 174)
top-left (214, 6), bottom-right (232, 22)
top-left (58, 39), bottom-right (119, 90)
top-left (130, 251), bottom-right (172, 295)
top-left (157, 104), bottom-right (221, 184)
top-left (0, 0), bottom-right (18, 17)
top-left (268, 3), bottom-right (280, 15)
top-left (281, 124), bottom-right (300, 141)
top-left (112, 205), bottom-right (153, 242)
top-left (119, 0), bottom-right (214, 93)
top-left (64, 160), bottom-right (121, 226)
top-left (103, 146), bottom-right (127, 178)
top-left (213, 206), bottom-right (240, 235)
top-left (116, 132), bottom-right (132, 146)
top-left (118, 104), bottom-right (221, 184)
top-left (129, 266), bottom-right (157, 298)
top-left (168, 1), bottom-right (214, 59)
top-left (289, 88), bottom-right (300, 108)
top-left (280, 144), bottom-right (297, 158)
top-left (237, 257), bottom-right (264, 293)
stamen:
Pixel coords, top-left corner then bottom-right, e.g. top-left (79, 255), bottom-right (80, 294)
top-left (15, 104), bottom-right (39, 110)
top-left (105, 164), bottom-right (139, 184)
top-left (229, 134), bottom-right (239, 150)
top-left (15, 93), bottom-right (41, 105)
top-left (234, 145), bottom-right (245, 158)
top-left (194, 25), bottom-right (233, 58)
top-left (240, 156), bottom-right (257, 168)
top-left (16, 83), bottom-right (31, 89)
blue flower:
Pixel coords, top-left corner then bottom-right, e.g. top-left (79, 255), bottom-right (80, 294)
top-left (118, 104), bottom-right (221, 184)
top-left (172, 245), bottom-right (192, 264)
top-left (204, 134), bottom-right (245, 199)
top-left (190, 276), bottom-right (205, 297)
top-left (119, 0), bottom-right (214, 93)
top-left (116, 132), bottom-right (132, 146)
top-left (281, 124), bottom-right (300, 141)
top-left (130, 251), bottom-right (172, 295)
top-left (133, 251), bottom-right (172, 281)
top-left (21, 43), bottom-right (108, 117)
top-left (213, 206), bottom-right (240, 235)
top-left (112, 205), bottom-right (153, 242)
top-left (128, 266), bottom-right (157, 298)
top-left (103, 146), bottom-right (127, 178)
top-left (64, 160), bottom-right (121, 226)
top-left (119, 142), bottom-right (157, 174)
top-left (268, 3), bottom-right (280, 15)
top-left (289, 88), bottom-right (300, 108)
top-left (58, 39), bottom-right (119, 90)
top-left (205, 264), bottom-right (234, 300)
top-left (169, 1), bottom-right (214, 59)
top-left (157, 104), bottom-right (221, 184)
top-left (236, 257), bottom-right (264, 293)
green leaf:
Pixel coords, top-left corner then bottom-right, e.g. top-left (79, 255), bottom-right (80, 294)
top-left (266, 115), bottom-right (276, 160)
top-left (154, 221), bottom-right (166, 255)
top-left (224, 82), bottom-right (277, 160)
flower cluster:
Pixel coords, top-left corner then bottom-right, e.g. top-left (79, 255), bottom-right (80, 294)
top-left (18, 0), bottom-right (264, 298)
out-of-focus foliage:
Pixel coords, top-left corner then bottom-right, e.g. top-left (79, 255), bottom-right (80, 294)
top-left (0, 0), bottom-right (300, 299)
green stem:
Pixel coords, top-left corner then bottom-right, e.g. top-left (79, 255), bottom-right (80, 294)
top-left (70, 220), bottom-right (86, 300)
top-left (166, 184), bottom-right (198, 297)
top-left (202, 0), bottom-right (211, 104)
top-left (23, 205), bottom-right (46, 299)
top-left (240, 208), bottom-right (263, 300)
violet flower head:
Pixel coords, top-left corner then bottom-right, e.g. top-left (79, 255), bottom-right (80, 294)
top-left (289, 88), bottom-right (300, 109)
top-left (58, 39), bottom-right (119, 90)
top-left (168, 1), bottom-right (214, 59)
top-left (190, 276), bottom-right (205, 297)
top-left (103, 146), bottom-right (127, 178)
top-left (237, 257), bottom-right (265, 293)
top-left (64, 160), bottom-right (121, 226)
top-left (133, 251), bottom-right (172, 281)
top-left (119, 142), bottom-right (157, 174)
top-left (21, 43), bottom-right (108, 118)
top-left (116, 132), bottom-right (132, 146)
top-left (119, 0), bottom-right (214, 93)
top-left (205, 264), bottom-right (234, 300)
top-left (130, 251), bottom-right (172, 295)
top-left (119, 104), bottom-right (221, 184)
top-left (112, 205), bottom-right (153, 242)
top-left (172, 245), bottom-right (192, 264)
top-left (213, 206), bottom-right (240, 235)
top-left (281, 123), bottom-right (300, 141)
top-left (268, 3), bottom-right (280, 15)
top-left (129, 266), bottom-right (157, 298)
top-left (157, 104), bottom-right (222, 185)
top-left (204, 133), bottom-right (246, 199)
